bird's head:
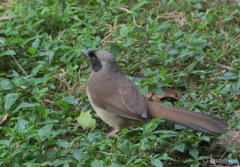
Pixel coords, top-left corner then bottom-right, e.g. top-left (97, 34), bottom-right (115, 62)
top-left (81, 50), bottom-right (120, 73)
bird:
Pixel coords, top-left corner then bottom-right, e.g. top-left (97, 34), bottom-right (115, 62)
top-left (80, 49), bottom-right (228, 137)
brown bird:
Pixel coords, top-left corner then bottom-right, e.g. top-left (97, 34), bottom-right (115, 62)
top-left (81, 50), bottom-right (228, 137)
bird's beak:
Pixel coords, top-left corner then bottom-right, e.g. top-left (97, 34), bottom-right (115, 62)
top-left (80, 50), bottom-right (89, 58)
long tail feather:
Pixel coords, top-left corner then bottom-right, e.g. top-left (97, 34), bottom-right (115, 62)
top-left (147, 101), bottom-right (228, 136)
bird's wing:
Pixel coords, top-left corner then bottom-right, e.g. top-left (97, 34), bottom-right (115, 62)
top-left (118, 77), bottom-right (148, 118)
top-left (88, 75), bottom-right (148, 121)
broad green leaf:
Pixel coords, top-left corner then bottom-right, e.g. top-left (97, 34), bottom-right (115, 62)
top-left (120, 25), bottom-right (127, 37)
top-left (87, 132), bottom-right (102, 142)
top-left (28, 47), bottom-right (36, 55)
top-left (4, 93), bottom-right (20, 110)
top-left (166, 49), bottom-right (179, 55)
top-left (119, 141), bottom-right (132, 157)
top-left (54, 100), bottom-right (69, 111)
top-left (133, 27), bottom-right (146, 33)
top-left (0, 50), bottom-right (15, 57)
top-left (77, 110), bottom-right (96, 130)
top-left (109, 43), bottom-right (121, 55)
top-left (189, 149), bottom-right (199, 159)
top-left (36, 119), bottom-right (59, 125)
top-left (174, 143), bottom-right (185, 152)
top-left (190, 162), bottom-right (200, 167)
top-left (151, 159), bottom-right (163, 167)
top-left (91, 160), bottom-right (104, 167)
top-left (123, 38), bottom-right (133, 47)
top-left (50, 159), bottom-right (72, 166)
top-left (237, 71), bottom-right (240, 91)
top-left (61, 96), bottom-right (79, 105)
top-left (143, 117), bottom-right (161, 133)
top-left (0, 79), bottom-right (14, 90)
top-left (0, 140), bottom-right (10, 147)
top-left (199, 22), bottom-right (209, 29)
top-left (151, 86), bottom-right (165, 95)
top-left (155, 23), bottom-right (171, 32)
top-left (130, 1), bottom-right (149, 14)
top-left (37, 108), bottom-right (47, 117)
top-left (126, 155), bottom-right (138, 165)
top-left (176, 42), bottom-right (187, 48)
top-left (12, 37), bottom-right (25, 43)
top-left (57, 139), bottom-right (71, 148)
top-left (220, 71), bottom-right (239, 80)
top-left (38, 124), bottom-right (53, 137)
top-left (73, 149), bottom-right (83, 161)
top-left (193, 3), bottom-right (201, 9)
top-left (31, 61), bottom-right (47, 76)
top-left (200, 136), bottom-right (210, 142)
top-left (153, 130), bottom-right (177, 135)
top-left (92, 36), bottom-right (101, 47)
top-left (44, 42), bottom-right (52, 50)
top-left (197, 156), bottom-right (211, 160)
top-left (2, 127), bottom-right (13, 133)
top-left (216, 83), bottom-right (227, 92)
top-left (22, 159), bottom-right (36, 167)
top-left (12, 102), bottom-right (40, 114)
top-left (15, 119), bottom-right (29, 131)
top-left (32, 38), bottom-right (41, 49)
top-left (140, 86), bottom-right (148, 95)
top-left (45, 50), bottom-right (54, 63)
top-left (235, 119), bottom-right (240, 129)
top-left (141, 68), bottom-right (152, 75)
top-left (161, 153), bottom-right (174, 160)
top-left (0, 37), bottom-right (6, 43)
top-left (140, 138), bottom-right (150, 151)
top-left (179, 93), bottom-right (190, 102)
top-left (219, 84), bottom-right (231, 95)
top-left (173, 31), bottom-right (184, 37)
top-left (27, 134), bottom-right (38, 140)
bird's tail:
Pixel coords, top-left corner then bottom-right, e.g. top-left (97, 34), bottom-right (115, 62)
top-left (147, 101), bottom-right (228, 136)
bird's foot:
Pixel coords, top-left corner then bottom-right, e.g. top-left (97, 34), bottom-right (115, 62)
top-left (106, 129), bottom-right (119, 138)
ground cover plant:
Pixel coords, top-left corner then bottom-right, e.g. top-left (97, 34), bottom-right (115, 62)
top-left (0, 0), bottom-right (240, 166)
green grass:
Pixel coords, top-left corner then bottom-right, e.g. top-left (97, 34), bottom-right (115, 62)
top-left (0, 0), bottom-right (239, 166)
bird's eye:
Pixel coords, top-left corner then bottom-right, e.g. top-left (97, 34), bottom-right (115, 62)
top-left (92, 57), bottom-right (96, 62)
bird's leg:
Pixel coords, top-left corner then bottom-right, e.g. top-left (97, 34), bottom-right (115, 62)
top-left (106, 129), bottom-right (119, 138)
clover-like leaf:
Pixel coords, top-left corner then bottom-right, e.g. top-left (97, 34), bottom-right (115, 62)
top-left (77, 110), bottom-right (96, 131)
